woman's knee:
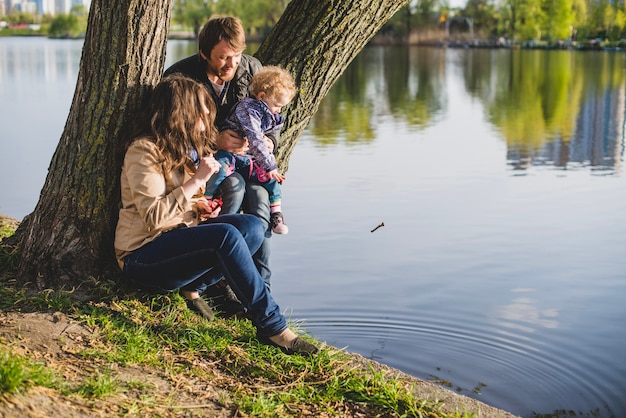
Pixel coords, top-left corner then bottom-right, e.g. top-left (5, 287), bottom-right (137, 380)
top-left (214, 214), bottom-right (264, 252)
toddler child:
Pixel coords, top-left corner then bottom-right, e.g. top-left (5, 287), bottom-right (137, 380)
top-left (205, 65), bottom-right (296, 235)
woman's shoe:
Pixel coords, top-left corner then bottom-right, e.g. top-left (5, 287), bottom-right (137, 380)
top-left (257, 333), bottom-right (319, 355)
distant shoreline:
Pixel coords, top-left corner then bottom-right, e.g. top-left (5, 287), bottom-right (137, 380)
top-left (2, 31), bottom-right (625, 52)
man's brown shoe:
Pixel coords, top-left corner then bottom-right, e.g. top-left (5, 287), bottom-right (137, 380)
top-left (257, 333), bottom-right (319, 356)
top-left (187, 297), bottom-right (214, 321)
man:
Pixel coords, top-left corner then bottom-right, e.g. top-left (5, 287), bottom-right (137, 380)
top-left (165, 16), bottom-right (277, 315)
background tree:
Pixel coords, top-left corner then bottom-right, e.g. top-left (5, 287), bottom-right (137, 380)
top-left (463, 0), bottom-right (498, 37)
top-left (214, 0), bottom-right (289, 40)
top-left (540, 0), bottom-right (574, 42)
top-left (381, 0), bottom-right (445, 40)
top-left (255, 0), bottom-right (410, 171)
top-left (48, 14), bottom-right (78, 38)
top-left (515, 0), bottom-right (543, 40)
top-left (7, 0), bottom-right (410, 290)
top-left (603, 3), bottom-right (626, 40)
top-left (5, 11), bottom-right (36, 24)
top-left (415, 0), bottom-right (441, 25)
top-left (380, 2), bottom-right (416, 40)
top-left (570, 0), bottom-right (588, 40)
top-left (47, 12), bottom-right (88, 38)
top-left (172, 0), bottom-right (214, 37)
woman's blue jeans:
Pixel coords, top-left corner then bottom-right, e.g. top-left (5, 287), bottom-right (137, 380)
top-left (123, 213), bottom-right (287, 336)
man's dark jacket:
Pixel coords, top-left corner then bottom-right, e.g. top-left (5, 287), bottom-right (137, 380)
top-left (164, 53), bottom-right (262, 127)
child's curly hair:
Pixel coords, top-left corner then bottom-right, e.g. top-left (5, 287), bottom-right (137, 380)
top-left (249, 66), bottom-right (296, 100)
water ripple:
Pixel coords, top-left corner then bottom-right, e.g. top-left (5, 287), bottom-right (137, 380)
top-left (295, 309), bottom-right (623, 417)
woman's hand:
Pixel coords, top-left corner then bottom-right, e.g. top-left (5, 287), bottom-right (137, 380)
top-left (195, 155), bottom-right (222, 183)
top-left (183, 155), bottom-right (221, 199)
top-left (197, 197), bottom-right (222, 221)
top-left (217, 129), bottom-right (249, 154)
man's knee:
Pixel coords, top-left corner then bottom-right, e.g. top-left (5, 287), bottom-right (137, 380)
top-left (217, 173), bottom-right (246, 214)
top-left (244, 183), bottom-right (270, 221)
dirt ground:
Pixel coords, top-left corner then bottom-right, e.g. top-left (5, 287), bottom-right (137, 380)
top-left (0, 311), bottom-right (519, 418)
top-left (0, 311), bottom-right (235, 418)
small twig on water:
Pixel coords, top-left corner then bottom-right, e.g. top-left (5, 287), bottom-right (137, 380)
top-left (370, 222), bottom-right (385, 233)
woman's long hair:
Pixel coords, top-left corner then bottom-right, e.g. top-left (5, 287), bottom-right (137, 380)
top-left (134, 74), bottom-right (217, 173)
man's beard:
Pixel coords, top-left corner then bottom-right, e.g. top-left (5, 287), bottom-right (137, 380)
top-left (217, 67), bottom-right (235, 82)
top-left (207, 63), bottom-right (235, 82)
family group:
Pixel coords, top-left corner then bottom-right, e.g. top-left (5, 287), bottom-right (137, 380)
top-left (114, 16), bottom-right (318, 355)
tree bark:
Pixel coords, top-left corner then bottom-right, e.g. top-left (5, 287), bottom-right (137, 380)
top-left (10, 0), bottom-right (172, 288)
top-left (255, 0), bottom-right (410, 173)
top-left (9, 0), bottom-right (408, 289)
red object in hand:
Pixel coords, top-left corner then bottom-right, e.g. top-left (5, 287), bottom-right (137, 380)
top-left (211, 198), bottom-right (223, 209)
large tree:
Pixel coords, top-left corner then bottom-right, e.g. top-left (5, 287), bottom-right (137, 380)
top-left (7, 0), bottom-right (409, 290)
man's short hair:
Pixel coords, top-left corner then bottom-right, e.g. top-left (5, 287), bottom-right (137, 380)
top-left (198, 16), bottom-right (246, 57)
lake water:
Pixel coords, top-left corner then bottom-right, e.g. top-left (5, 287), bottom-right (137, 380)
top-left (1, 37), bottom-right (625, 418)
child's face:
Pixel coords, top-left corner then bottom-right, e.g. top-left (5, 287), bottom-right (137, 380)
top-left (259, 92), bottom-right (291, 115)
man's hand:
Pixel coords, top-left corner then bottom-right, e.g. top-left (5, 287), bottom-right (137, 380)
top-left (217, 129), bottom-right (249, 154)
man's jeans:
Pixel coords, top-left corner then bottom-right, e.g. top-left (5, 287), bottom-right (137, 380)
top-left (123, 214), bottom-right (286, 336)
top-left (217, 173), bottom-right (272, 289)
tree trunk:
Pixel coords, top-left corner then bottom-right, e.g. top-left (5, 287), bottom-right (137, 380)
top-left (10, 0), bottom-right (172, 288)
top-left (255, 0), bottom-right (410, 173)
top-left (9, 0), bottom-right (408, 290)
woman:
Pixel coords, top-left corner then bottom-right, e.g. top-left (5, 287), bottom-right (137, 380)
top-left (114, 74), bottom-right (318, 355)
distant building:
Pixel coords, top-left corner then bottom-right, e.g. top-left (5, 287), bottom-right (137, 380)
top-left (6, 0), bottom-right (38, 14)
top-left (7, 0), bottom-right (90, 15)
top-left (39, 0), bottom-right (54, 14)
top-left (507, 81), bottom-right (626, 173)
top-left (55, 0), bottom-right (70, 14)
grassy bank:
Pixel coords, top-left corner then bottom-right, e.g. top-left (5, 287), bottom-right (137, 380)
top-left (0, 215), bottom-right (516, 417)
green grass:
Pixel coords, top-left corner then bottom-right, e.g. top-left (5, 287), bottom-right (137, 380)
top-left (76, 370), bottom-right (119, 398)
top-left (0, 222), bottom-right (476, 417)
top-left (0, 283), bottom-right (475, 417)
top-left (0, 221), bottom-right (19, 273)
top-left (0, 222), bottom-right (15, 241)
top-left (0, 351), bottom-right (57, 394)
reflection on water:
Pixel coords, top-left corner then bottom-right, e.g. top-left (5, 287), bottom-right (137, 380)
top-left (309, 47), bottom-right (625, 175)
top-left (0, 38), bottom-right (81, 82)
top-left (309, 47), bottom-right (447, 143)
top-left (494, 289), bottom-right (560, 332)
top-left (277, 47), bottom-right (626, 418)
top-left (1, 38), bottom-right (625, 418)
top-left (0, 38), bottom-right (83, 217)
